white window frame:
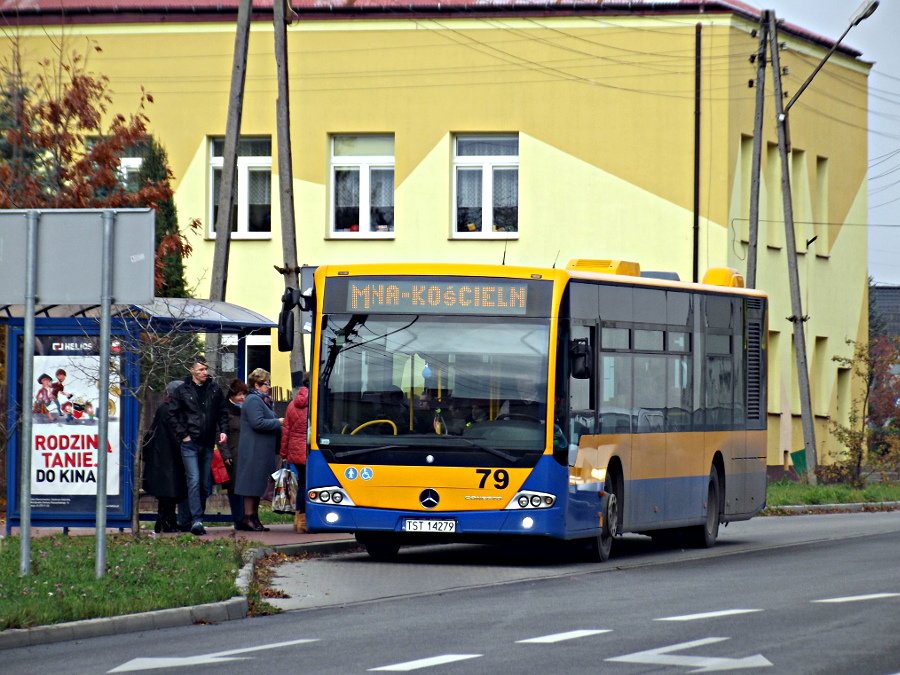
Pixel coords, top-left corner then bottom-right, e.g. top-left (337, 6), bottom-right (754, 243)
top-left (119, 157), bottom-right (143, 189)
top-left (329, 134), bottom-right (395, 239)
top-left (209, 137), bottom-right (273, 240)
top-left (453, 134), bottom-right (519, 240)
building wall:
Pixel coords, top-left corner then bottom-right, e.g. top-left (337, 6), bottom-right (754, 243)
top-left (5, 9), bottom-right (870, 468)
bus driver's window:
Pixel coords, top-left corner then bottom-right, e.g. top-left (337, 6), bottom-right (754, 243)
top-left (568, 325), bottom-right (594, 445)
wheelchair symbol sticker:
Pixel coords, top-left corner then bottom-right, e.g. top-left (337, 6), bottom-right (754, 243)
top-left (344, 467), bottom-right (358, 480)
top-left (361, 467), bottom-right (374, 481)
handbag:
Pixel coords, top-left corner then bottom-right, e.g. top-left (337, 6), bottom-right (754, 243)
top-left (211, 448), bottom-right (230, 485)
top-left (271, 467), bottom-right (298, 514)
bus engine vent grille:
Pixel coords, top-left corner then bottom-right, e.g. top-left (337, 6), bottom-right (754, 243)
top-left (746, 297), bottom-right (764, 311)
top-left (747, 321), bottom-right (763, 420)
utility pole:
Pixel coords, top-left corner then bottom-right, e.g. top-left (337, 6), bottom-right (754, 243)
top-left (207, 0), bottom-right (251, 379)
top-left (692, 23), bottom-right (701, 284)
top-left (273, 0), bottom-right (307, 383)
top-left (763, 1), bottom-right (879, 483)
top-left (746, 12), bottom-right (768, 290)
top-left (768, 14), bottom-right (818, 483)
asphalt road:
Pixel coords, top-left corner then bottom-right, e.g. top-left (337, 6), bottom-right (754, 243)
top-left (4, 512), bottom-right (899, 675)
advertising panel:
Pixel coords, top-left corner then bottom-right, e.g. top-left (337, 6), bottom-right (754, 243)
top-left (22, 336), bottom-right (124, 516)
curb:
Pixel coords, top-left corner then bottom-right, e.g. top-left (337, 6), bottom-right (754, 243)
top-left (0, 537), bottom-right (359, 651)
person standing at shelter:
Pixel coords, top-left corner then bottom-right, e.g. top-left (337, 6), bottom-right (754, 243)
top-left (281, 373), bottom-right (310, 533)
top-left (142, 380), bottom-right (187, 533)
top-left (220, 379), bottom-right (248, 529)
top-left (235, 368), bottom-right (283, 532)
top-left (167, 356), bottom-right (229, 536)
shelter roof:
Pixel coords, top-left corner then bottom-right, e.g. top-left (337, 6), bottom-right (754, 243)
top-left (0, 297), bottom-right (276, 334)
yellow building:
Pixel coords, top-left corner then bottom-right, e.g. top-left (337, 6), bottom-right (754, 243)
top-left (1, 0), bottom-right (870, 471)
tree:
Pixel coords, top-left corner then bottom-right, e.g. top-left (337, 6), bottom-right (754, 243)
top-left (0, 40), bottom-right (161, 209)
top-left (828, 338), bottom-right (900, 486)
top-left (135, 137), bottom-right (193, 298)
top-left (869, 277), bottom-right (889, 342)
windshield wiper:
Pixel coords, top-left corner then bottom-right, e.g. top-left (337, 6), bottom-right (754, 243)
top-left (333, 445), bottom-right (405, 459)
top-left (455, 437), bottom-right (518, 464)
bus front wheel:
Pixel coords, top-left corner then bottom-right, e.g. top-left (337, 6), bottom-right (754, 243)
top-left (686, 467), bottom-right (721, 548)
top-left (587, 471), bottom-right (620, 562)
top-left (357, 535), bottom-right (401, 560)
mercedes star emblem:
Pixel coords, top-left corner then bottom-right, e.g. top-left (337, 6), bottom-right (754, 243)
top-left (419, 488), bottom-right (440, 509)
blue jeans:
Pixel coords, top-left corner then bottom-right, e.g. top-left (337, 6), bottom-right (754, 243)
top-left (179, 441), bottom-right (213, 526)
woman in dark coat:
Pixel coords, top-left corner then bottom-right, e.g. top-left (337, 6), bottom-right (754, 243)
top-left (219, 379), bottom-right (248, 529)
top-left (142, 380), bottom-right (187, 533)
top-left (234, 368), bottom-right (283, 532)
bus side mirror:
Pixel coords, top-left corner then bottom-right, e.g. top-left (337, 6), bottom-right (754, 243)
top-left (570, 338), bottom-right (592, 379)
top-left (277, 287), bottom-right (299, 352)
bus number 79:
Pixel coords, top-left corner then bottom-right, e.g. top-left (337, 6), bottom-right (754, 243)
top-left (476, 469), bottom-right (509, 489)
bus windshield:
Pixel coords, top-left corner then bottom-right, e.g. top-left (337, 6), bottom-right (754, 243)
top-left (316, 313), bottom-right (551, 458)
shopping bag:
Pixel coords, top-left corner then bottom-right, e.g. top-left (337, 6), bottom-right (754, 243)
top-left (211, 448), bottom-right (230, 485)
top-left (271, 467), bottom-right (298, 514)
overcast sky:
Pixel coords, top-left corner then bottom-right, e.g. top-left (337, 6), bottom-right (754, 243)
top-left (762, 0), bottom-right (900, 284)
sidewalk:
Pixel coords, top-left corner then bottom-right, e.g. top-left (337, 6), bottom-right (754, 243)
top-left (4, 522), bottom-right (357, 552)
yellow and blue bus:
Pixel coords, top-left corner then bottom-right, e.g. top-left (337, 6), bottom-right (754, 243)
top-left (284, 260), bottom-right (767, 560)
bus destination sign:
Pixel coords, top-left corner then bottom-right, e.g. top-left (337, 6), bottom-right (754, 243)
top-left (346, 279), bottom-right (529, 315)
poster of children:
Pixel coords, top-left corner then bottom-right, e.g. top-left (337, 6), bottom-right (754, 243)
top-left (30, 354), bottom-right (121, 496)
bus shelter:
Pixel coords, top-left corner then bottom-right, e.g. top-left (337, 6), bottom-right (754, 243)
top-left (3, 298), bottom-right (276, 533)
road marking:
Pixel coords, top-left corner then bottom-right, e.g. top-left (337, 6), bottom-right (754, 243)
top-left (108, 639), bottom-right (319, 672)
top-left (812, 593), bottom-right (900, 603)
top-left (657, 609), bottom-right (763, 621)
top-left (606, 637), bottom-right (773, 672)
top-left (517, 629), bottom-right (612, 643)
top-left (369, 654), bottom-right (481, 671)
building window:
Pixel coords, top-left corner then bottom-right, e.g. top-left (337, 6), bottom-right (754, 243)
top-left (210, 137), bottom-right (272, 239)
top-left (454, 135), bottom-right (518, 238)
top-left (86, 137), bottom-right (147, 191)
top-left (117, 140), bottom-right (150, 191)
top-left (330, 135), bottom-right (394, 237)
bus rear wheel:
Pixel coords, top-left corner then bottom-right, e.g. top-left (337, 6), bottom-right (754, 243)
top-left (686, 467), bottom-right (721, 548)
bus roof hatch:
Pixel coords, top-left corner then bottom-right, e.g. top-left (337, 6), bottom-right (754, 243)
top-left (566, 259), bottom-right (641, 276)
top-left (702, 267), bottom-right (745, 287)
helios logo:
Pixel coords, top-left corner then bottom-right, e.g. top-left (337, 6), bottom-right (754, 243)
top-left (51, 342), bottom-right (94, 352)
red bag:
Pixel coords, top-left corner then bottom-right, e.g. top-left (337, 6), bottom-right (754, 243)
top-left (211, 448), bottom-right (230, 485)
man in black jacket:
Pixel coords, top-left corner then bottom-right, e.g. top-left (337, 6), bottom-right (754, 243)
top-left (167, 356), bottom-right (229, 535)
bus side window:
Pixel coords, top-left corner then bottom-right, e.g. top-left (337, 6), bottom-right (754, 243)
top-left (599, 353), bottom-right (632, 434)
top-left (633, 354), bottom-right (666, 433)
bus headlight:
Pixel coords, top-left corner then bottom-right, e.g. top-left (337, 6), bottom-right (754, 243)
top-left (308, 487), bottom-right (355, 506)
top-left (506, 491), bottom-right (556, 510)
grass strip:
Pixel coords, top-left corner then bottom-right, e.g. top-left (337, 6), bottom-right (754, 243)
top-left (765, 479), bottom-right (900, 507)
top-left (0, 534), bottom-right (246, 631)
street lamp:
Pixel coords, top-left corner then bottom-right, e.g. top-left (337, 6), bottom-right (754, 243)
top-left (785, 0), bottom-right (879, 114)
top-left (768, 0), bottom-right (878, 485)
